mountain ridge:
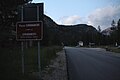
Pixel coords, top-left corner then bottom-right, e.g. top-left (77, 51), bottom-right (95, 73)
top-left (43, 15), bottom-right (100, 46)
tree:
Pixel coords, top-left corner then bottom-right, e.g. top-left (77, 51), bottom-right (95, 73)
top-left (117, 19), bottom-right (120, 44)
top-left (109, 19), bottom-right (120, 45)
top-left (117, 19), bottom-right (120, 28)
top-left (97, 25), bottom-right (102, 45)
top-left (0, 0), bottom-right (33, 47)
top-left (98, 25), bottom-right (101, 33)
top-left (111, 19), bottom-right (116, 27)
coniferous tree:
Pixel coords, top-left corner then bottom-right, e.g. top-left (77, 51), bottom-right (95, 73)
top-left (98, 25), bottom-right (101, 33)
top-left (111, 19), bottom-right (116, 27)
top-left (117, 19), bottom-right (120, 44)
top-left (117, 19), bottom-right (120, 28)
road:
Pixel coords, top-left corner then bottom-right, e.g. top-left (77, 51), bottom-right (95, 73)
top-left (65, 47), bottom-right (120, 80)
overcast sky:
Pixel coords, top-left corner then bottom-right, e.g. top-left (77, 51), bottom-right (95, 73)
top-left (32, 0), bottom-right (120, 30)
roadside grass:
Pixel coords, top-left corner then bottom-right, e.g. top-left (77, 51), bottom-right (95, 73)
top-left (0, 46), bottom-right (62, 80)
top-left (41, 46), bottom-right (62, 69)
top-left (0, 47), bottom-right (22, 80)
top-left (105, 46), bottom-right (120, 53)
top-left (98, 45), bottom-right (120, 53)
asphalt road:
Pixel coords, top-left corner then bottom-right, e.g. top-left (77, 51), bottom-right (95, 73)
top-left (65, 47), bottom-right (120, 80)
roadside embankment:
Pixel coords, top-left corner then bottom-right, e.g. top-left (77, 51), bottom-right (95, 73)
top-left (42, 50), bottom-right (68, 80)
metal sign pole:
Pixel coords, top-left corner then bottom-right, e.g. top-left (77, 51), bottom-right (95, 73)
top-left (37, 5), bottom-right (41, 78)
top-left (21, 5), bottom-right (25, 75)
top-left (21, 42), bottom-right (24, 74)
top-left (38, 41), bottom-right (41, 76)
top-left (17, 3), bottom-right (43, 76)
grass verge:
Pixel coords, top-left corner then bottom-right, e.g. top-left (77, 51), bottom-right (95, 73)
top-left (0, 46), bottom-right (62, 80)
top-left (105, 46), bottom-right (120, 53)
top-left (99, 46), bottom-right (120, 53)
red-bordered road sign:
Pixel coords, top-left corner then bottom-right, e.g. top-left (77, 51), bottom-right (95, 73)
top-left (16, 21), bottom-right (43, 41)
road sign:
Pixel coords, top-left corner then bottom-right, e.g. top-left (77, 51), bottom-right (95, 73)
top-left (17, 3), bottom-right (43, 77)
top-left (16, 21), bottom-right (43, 41)
top-left (18, 3), bottom-right (44, 21)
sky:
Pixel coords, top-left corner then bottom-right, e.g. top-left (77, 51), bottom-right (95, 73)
top-left (32, 0), bottom-right (120, 30)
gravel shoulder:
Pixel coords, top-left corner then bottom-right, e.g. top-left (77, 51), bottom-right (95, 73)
top-left (42, 50), bottom-right (68, 80)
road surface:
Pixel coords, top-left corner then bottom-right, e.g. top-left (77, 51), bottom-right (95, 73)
top-left (65, 47), bottom-right (120, 80)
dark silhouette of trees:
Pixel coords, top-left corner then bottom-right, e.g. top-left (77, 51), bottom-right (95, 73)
top-left (0, 0), bottom-right (32, 47)
top-left (109, 19), bottom-right (120, 46)
top-left (97, 25), bottom-right (102, 45)
top-left (117, 19), bottom-right (120, 27)
top-left (117, 19), bottom-right (120, 44)
top-left (111, 19), bottom-right (116, 27)
top-left (98, 25), bottom-right (101, 33)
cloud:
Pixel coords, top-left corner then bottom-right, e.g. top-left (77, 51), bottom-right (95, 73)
top-left (87, 5), bottom-right (120, 30)
top-left (57, 5), bottom-right (120, 30)
top-left (58, 15), bottom-right (82, 25)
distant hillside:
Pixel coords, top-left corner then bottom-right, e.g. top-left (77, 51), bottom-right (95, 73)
top-left (43, 15), bottom-right (100, 46)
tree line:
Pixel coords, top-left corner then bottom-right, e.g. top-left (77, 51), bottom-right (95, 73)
top-left (97, 19), bottom-right (120, 46)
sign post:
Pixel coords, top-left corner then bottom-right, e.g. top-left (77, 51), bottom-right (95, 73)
top-left (21, 6), bottom-right (24, 75)
top-left (16, 21), bottom-right (43, 75)
top-left (38, 41), bottom-right (41, 76)
top-left (37, 5), bottom-right (41, 78)
top-left (21, 41), bottom-right (24, 74)
top-left (16, 3), bottom-right (43, 78)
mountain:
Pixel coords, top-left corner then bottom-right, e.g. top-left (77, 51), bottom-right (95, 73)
top-left (43, 15), bottom-right (99, 46)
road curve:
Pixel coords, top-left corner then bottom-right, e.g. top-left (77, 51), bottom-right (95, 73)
top-left (65, 47), bottom-right (120, 80)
